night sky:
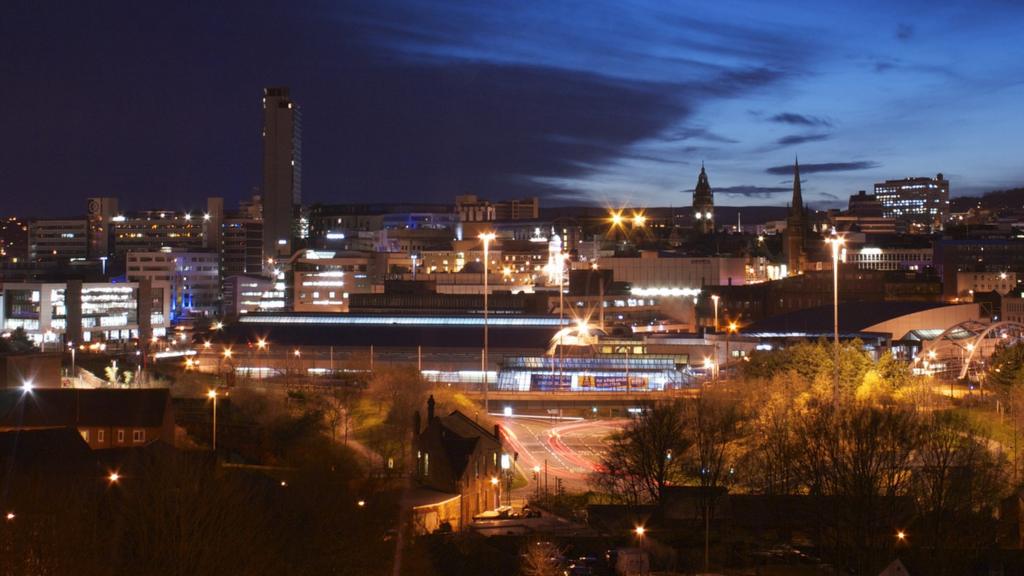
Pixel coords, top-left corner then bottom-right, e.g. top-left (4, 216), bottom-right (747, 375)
top-left (3, 0), bottom-right (1023, 217)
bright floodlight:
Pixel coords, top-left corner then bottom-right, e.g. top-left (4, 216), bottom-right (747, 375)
top-left (632, 213), bottom-right (646, 227)
top-left (610, 211), bottom-right (623, 226)
top-left (21, 380), bottom-right (33, 392)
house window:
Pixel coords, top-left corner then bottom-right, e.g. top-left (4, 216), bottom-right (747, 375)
top-left (132, 430), bottom-right (145, 443)
top-left (117, 430), bottom-right (125, 443)
top-left (424, 453), bottom-right (429, 477)
top-left (80, 429), bottom-right (90, 442)
top-left (98, 430), bottom-right (105, 443)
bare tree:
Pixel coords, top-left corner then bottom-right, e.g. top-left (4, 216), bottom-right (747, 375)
top-left (796, 404), bottom-right (922, 574)
top-left (519, 541), bottom-right (564, 576)
top-left (912, 411), bottom-right (1008, 575)
top-left (592, 400), bottom-right (691, 504)
top-left (686, 390), bottom-right (745, 571)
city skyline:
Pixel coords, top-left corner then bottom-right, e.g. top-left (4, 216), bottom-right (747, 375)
top-left (3, 0), bottom-right (1023, 217)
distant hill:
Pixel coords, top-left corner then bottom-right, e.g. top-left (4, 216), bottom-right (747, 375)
top-left (951, 187), bottom-right (1024, 214)
top-left (539, 205), bottom-right (791, 226)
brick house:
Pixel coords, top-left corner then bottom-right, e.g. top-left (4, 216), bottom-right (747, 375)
top-left (414, 395), bottom-right (504, 529)
top-left (0, 388), bottom-right (175, 449)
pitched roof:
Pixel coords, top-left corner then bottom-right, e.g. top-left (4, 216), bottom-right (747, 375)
top-left (0, 388), bottom-right (170, 429)
top-left (0, 427), bottom-right (97, 476)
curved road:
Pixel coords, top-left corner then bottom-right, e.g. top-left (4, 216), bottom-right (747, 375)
top-left (499, 416), bottom-right (626, 493)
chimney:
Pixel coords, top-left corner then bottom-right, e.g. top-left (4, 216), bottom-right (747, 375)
top-left (413, 410), bottom-right (421, 435)
top-left (427, 395), bottom-right (436, 421)
top-left (493, 424), bottom-right (501, 440)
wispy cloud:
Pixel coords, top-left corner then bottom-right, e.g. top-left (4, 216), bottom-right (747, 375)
top-left (777, 133), bottom-right (831, 146)
top-left (769, 113), bottom-right (832, 127)
top-left (715, 185), bottom-right (792, 198)
top-left (766, 161), bottom-right (879, 175)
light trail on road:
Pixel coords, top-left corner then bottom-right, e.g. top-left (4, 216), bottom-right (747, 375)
top-left (499, 417), bottom-right (628, 491)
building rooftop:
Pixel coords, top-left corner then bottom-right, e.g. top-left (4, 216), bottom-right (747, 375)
top-left (744, 301), bottom-right (948, 336)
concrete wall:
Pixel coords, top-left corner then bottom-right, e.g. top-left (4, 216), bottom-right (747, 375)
top-left (0, 353), bottom-right (61, 389)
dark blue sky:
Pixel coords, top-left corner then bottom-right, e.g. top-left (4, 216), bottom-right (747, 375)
top-left (3, 0), bottom-right (1023, 216)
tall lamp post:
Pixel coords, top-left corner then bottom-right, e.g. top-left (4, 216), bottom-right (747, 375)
top-left (207, 389), bottom-right (218, 451)
top-left (711, 295), bottom-right (720, 332)
top-left (826, 233), bottom-right (846, 410)
top-left (479, 232), bottom-right (496, 414)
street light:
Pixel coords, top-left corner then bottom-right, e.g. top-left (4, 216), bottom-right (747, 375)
top-left (726, 321), bottom-right (738, 370)
top-left (207, 389), bottom-right (218, 451)
top-left (711, 295), bottom-right (720, 332)
top-left (256, 338), bottom-right (268, 351)
top-left (479, 232), bottom-right (496, 415)
top-left (108, 472), bottom-right (120, 484)
top-left (634, 525), bottom-right (645, 537)
top-left (222, 347), bottom-right (233, 359)
top-left (632, 212), bottom-right (647, 227)
top-left (825, 232), bottom-right (846, 410)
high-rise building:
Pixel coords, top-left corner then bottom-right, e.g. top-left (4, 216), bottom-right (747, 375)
top-left (692, 164), bottom-right (714, 234)
top-left (874, 173), bottom-right (949, 232)
top-left (87, 197), bottom-right (118, 259)
top-left (783, 160), bottom-right (806, 275)
top-left (261, 87), bottom-right (302, 258)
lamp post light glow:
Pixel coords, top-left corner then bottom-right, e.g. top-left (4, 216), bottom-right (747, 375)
top-left (711, 294), bottom-right (720, 332)
top-left (479, 232), bottom-right (496, 414)
top-left (108, 472), bottom-right (120, 484)
top-left (207, 389), bottom-right (218, 451)
top-left (634, 525), bottom-right (645, 537)
top-left (825, 232), bottom-right (846, 410)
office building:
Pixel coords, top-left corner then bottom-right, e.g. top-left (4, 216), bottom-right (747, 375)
top-left (111, 211), bottom-right (207, 256)
top-left (874, 174), bottom-right (950, 231)
top-left (955, 271), bottom-right (1017, 299)
top-left (292, 250), bottom-right (376, 313)
top-left (28, 219), bottom-right (89, 264)
top-left (1005, 297), bottom-right (1024, 324)
top-left (126, 250), bottom-right (221, 318)
top-left (455, 195), bottom-right (539, 223)
top-left (691, 164), bottom-right (714, 234)
top-left (262, 87), bottom-right (302, 258)
top-left (222, 275), bottom-right (279, 317)
top-left (0, 280), bottom-right (170, 345)
top-left (221, 218), bottom-right (264, 279)
top-left (934, 238), bottom-right (1024, 297)
top-left (847, 247), bottom-right (933, 271)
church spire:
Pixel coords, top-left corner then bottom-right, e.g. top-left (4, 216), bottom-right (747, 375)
top-left (790, 157), bottom-right (803, 216)
top-left (692, 163), bottom-right (714, 234)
